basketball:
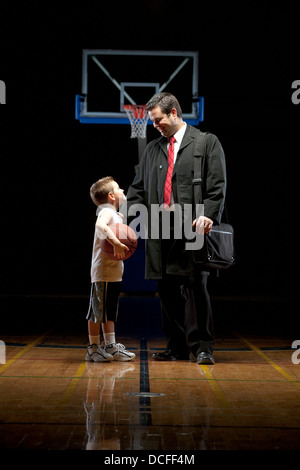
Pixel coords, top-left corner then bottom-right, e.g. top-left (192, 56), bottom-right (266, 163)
top-left (100, 223), bottom-right (138, 261)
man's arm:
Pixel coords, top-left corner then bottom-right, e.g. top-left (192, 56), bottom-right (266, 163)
top-left (119, 153), bottom-right (147, 223)
top-left (202, 133), bottom-right (227, 222)
top-left (192, 133), bottom-right (226, 234)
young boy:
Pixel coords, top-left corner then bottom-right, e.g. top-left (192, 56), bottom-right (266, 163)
top-left (86, 176), bottom-right (135, 362)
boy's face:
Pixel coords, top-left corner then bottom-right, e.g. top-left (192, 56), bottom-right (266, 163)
top-left (111, 181), bottom-right (126, 206)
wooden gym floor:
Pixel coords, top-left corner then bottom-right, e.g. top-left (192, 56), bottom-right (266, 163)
top-left (0, 328), bottom-right (299, 451)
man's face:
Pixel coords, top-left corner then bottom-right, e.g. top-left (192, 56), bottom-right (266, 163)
top-left (148, 106), bottom-right (178, 138)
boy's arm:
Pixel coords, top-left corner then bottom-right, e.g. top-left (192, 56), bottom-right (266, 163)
top-left (96, 210), bottom-right (129, 259)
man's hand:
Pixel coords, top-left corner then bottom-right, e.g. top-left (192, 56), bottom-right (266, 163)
top-left (192, 216), bottom-right (213, 235)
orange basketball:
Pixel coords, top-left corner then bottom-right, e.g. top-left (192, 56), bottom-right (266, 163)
top-left (100, 223), bottom-right (138, 261)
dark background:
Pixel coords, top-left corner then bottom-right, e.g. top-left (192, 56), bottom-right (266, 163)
top-left (0, 3), bottom-right (297, 335)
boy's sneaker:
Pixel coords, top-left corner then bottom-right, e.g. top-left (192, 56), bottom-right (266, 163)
top-left (85, 344), bottom-right (113, 362)
top-left (104, 343), bottom-right (136, 361)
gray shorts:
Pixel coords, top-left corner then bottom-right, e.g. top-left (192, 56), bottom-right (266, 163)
top-left (86, 281), bottom-right (122, 324)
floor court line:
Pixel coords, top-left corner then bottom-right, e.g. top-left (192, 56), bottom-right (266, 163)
top-left (59, 360), bottom-right (87, 403)
top-left (235, 332), bottom-right (300, 391)
top-left (199, 365), bottom-right (230, 408)
top-left (0, 331), bottom-right (87, 404)
top-left (0, 374), bottom-right (299, 384)
top-left (0, 331), bottom-right (51, 374)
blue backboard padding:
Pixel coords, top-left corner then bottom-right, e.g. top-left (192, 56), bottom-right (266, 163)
top-left (75, 95), bottom-right (204, 125)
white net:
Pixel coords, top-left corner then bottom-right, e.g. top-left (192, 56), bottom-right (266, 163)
top-left (124, 105), bottom-right (149, 138)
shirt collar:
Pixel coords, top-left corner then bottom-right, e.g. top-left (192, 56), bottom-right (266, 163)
top-left (173, 122), bottom-right (187, 146)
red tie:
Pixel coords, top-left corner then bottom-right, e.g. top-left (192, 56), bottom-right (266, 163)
top-left (164, 136), bottom-right (176, 207)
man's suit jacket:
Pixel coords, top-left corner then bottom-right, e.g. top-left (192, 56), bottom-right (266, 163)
top-left (124, 125), bottom-right (227, 279)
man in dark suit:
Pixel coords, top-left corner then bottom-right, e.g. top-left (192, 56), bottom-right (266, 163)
top-left (123, 93), bottom-right (227, 364)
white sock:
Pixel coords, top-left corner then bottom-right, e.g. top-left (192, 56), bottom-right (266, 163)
top-left (89, 335), bottom-right (100, 346)
top-left (103, 332), bottom-right (116, 345)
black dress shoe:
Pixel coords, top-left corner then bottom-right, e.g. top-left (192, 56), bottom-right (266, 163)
top-left (152, 349), bottom-right (190, 361)
top-left (196, 352), bottom-right (215, 365)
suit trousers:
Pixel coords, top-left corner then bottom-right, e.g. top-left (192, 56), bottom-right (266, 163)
top-left (157, 229), bottom-right (214, 357)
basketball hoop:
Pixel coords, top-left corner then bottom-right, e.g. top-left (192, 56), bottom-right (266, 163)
top-left (123, 104), bottom-right (149, 139)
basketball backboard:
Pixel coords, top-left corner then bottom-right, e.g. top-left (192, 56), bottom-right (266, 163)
top-left (75, 49), bottom-right (203, 126)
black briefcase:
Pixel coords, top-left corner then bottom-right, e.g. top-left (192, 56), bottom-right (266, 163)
top-left (192, 222), bottom-right (235, 269)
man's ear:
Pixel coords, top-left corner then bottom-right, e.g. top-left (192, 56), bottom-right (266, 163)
top-left (171, 107), bottom-right (178, 119)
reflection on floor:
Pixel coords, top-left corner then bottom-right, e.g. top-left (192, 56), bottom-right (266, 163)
top-left (0, 331), bottom-right (299, 450)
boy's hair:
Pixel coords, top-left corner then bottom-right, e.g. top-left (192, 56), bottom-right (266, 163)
top-left (90, 176), bottom-right (115, 206)
top-left (146, 92), bottom-right (183, 118)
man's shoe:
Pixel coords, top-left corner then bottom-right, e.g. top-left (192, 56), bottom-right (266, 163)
top-left (196, 352), bottom-right (215, 365)
top-left (152, 349), bottom-right (190, 361)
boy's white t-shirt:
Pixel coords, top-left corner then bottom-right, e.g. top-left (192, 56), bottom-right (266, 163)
top-left (90, 206), bottom-right (124, 283)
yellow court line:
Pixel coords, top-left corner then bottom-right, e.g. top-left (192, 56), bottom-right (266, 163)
top-left (60, 361), bottom-right (86, 403)
top-left (0, 332), bottom-right (50, 374)
top-left (200, 365), bottom-right (230, 408)
top-left (236, 333), bottom-right (300, 391)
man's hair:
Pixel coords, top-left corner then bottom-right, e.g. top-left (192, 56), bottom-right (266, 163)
top-left (90, 176), bottom-right (115, 206)
top-left (146, 92), bottom-right (182, 118)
